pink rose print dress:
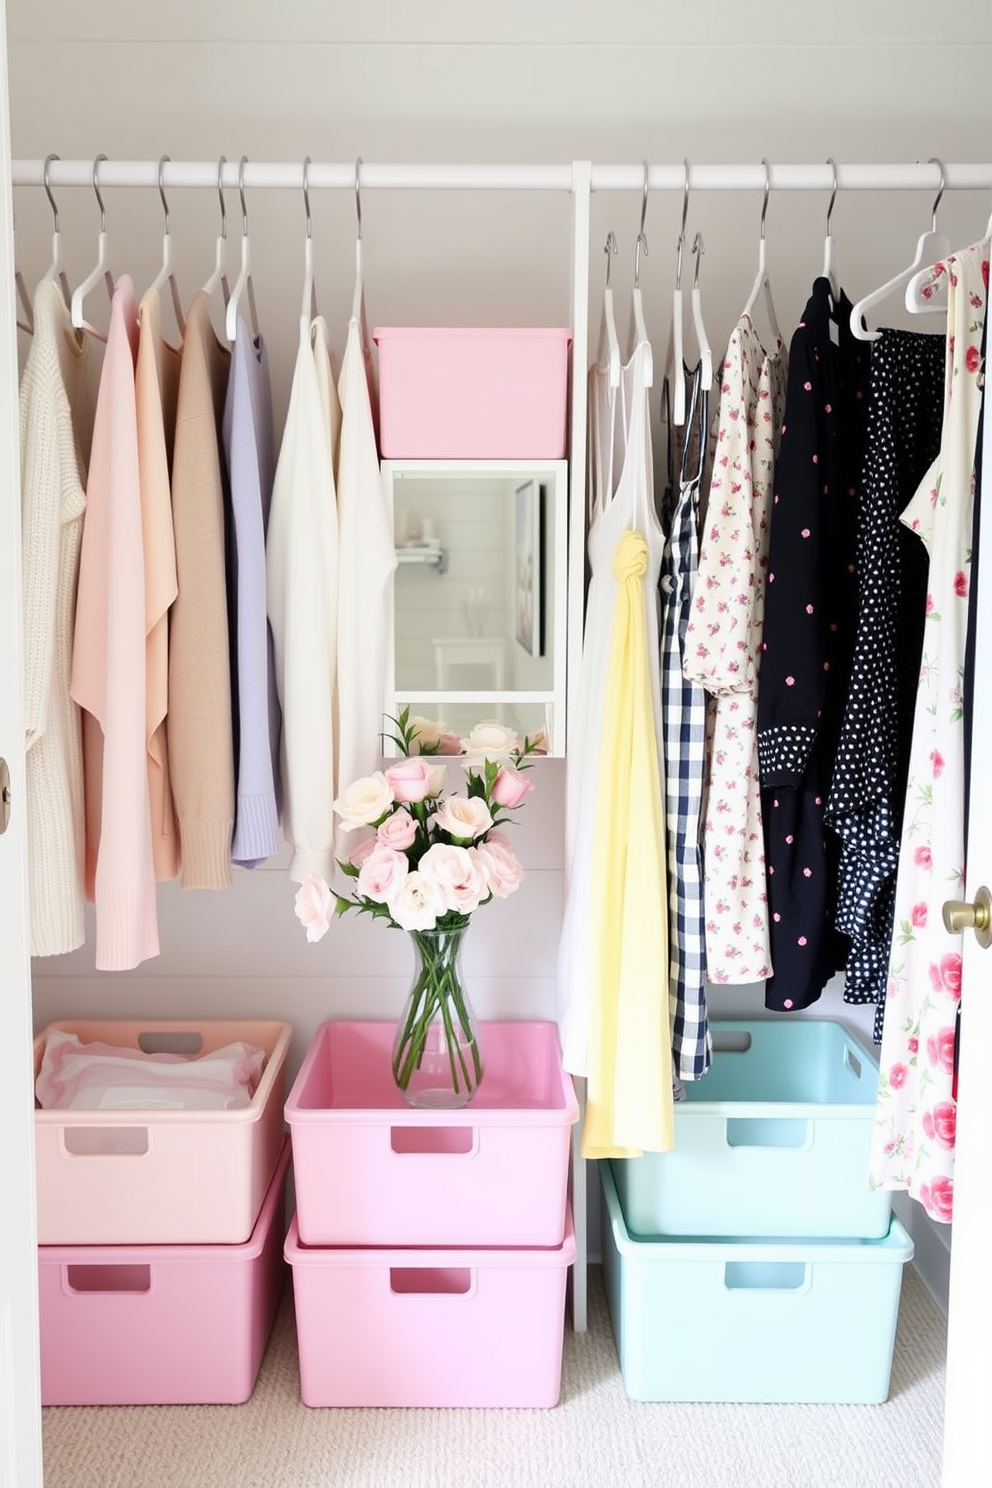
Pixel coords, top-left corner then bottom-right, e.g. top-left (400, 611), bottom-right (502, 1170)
top-left (683, 315), bottom-right (788, 983)
top-left (869, 240), bottom-right (988, 1224)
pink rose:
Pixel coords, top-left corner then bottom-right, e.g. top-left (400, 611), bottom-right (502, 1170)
top-left (931, 1101), bottom-right (956, 1149)
top-left (439, 732), bottom-right (464, 755)
top-left (939, 952), bottom-right (963, 999)
top-left (907, 1035), bottom-right (919, 1055)
top-left (432, 794), bottom-right (493, 841)
top-left (377, 808), bottom-right (418, 852)
top-left (294, 874), bottom-right (334, 944)
top-left (911, 902), bottom-right (928, 928)
top-left (923, 1174), bottom-right (954, 1223)
top-left (474, 832), bottom-right (524, 898)
top-left (913, 845), bottom-right (932, 869)
top-left (356, 846), bottom-right (408, 904)
top-left (889, 1063), bottom-right (909, 1090)
top-left (930, 750), bottom-right (945, 779)
top-left (385, 757), bottom-right (439, 804)
top-left (348, 834), bottom-right (376, 868)
top-left (966, 344), bottom-right (982, 374)
top-left (922, 1109), bottom-right (935, 1140)
top-left (954, 570), bottom-right (969, 599)
top-left (926, 1026), bottom-right (956, 1073)
top-left (387, 871), bottom-right (443, 932)
top-left (491, 764), bottom-right (534, 810)
top-left (418, 843), bottom-right (490, 915)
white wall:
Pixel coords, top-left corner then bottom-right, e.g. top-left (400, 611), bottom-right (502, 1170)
top-left (9, 0), bottom-right (983, 1302)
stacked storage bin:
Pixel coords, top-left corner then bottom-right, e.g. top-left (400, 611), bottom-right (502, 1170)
top-left (601, 1019), bottom-right (915, 1404)
top-left (34, 1019), bottom-right (292, 1405)
top-left (284, 1019), bottom-right (579, 1407)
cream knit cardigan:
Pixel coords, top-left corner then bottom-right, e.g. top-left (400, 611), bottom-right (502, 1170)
top-left (20, 281), bottom-right (94, 956)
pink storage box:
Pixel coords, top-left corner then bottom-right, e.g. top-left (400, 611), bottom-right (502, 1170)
top-left (373, 326), bottom-right (572, 458)
top-left (285, 1205), bottom-right (575, 1408)
top-left (34, 1019), bottom-right (292, 1245)
top-left (285, 1020), bottom-right (578, 1247)
top-left (39, 1139), bottom-right (290, 1406)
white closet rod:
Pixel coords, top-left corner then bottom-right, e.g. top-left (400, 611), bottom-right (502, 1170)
top-left (10, 159), bottom-right (992, 194)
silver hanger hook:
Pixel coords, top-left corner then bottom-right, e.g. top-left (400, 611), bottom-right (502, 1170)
top-left (158, 155), bottom-right (171, 234)
top-left (92, 153), bottom-right (108, 232)
top-left (604, 231), bottom-right (617, 290)
top-left (355, 156), bottom-right (363, 242)
top-left (44, 153), bottom-right (61, 230)
top-left (634, 159), bottom-right (649, 288)
top-left (302, 156), bottom-right (312, 240)
top-left (692, 230), bottom-right (705, 290)
top-left (238, 155), bottom-right (250, 238)
top-left (760, 157), bottom-right (772, 240)
top-left (216, 155), bottom-right (227, 240)
top-left (676, 158), bottom-right (690, 290)
top-left (825, 157), bottom-right (838, 235)
top-left (927, 156), bottom-right (946, 230)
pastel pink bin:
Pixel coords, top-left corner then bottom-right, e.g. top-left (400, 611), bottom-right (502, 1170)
top-left (373, 327), bottom-right (573, 458)
top-left (38, 1140), bottom-right (290, 1406)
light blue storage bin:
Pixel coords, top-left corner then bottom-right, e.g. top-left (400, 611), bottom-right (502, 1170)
top-left (612, 1019), bottom-right (891, 1239)
top-left (600, 1162), bottom-right (914, 1404)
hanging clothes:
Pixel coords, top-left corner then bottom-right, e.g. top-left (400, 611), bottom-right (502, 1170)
top-left (757, 279), bottom-right (870, 1011)
top-left (659, 362), bottom-right (713, 1080)
top-left (336, 309), bottom-right (395, 841)
top-left (19, 279), bottom-right (94, 957)
top-left (824, 331), bottom-right (944, 1039)
top-left (870, 238), bottom-right (988, 1225)
top-left (683, 314), bottom-right (788, 983)
top-left (167, 290), bottom-right (234, 889)
top-left (135, 286), bottom-right (181, 884)
top-left (223, 317), bottom-right (281, 868)
top-left (267, 316), bottom-right (341, 883)
top-left (71, 276), bottom-right (159, 969)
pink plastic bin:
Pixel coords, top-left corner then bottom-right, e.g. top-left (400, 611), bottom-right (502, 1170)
top-left (39, 1139), bottom-right (290, 1406)
top-left (285, 1204), bottom-right (575, 1407)
top-left (34, 1019), bottom-right (292, 1245)
top-left (373, 326), bottom-right (573, 458)
top-left (285, 1020), bottom-right (578, 1248)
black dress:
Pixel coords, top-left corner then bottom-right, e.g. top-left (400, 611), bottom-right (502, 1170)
top-left (757, 278), bottom-right (870, 1012)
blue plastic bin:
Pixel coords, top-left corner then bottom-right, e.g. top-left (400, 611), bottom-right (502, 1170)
top-left (600, 1162), bottom-right (913, 1404)
top-left (611, 1019), bottom-right (890, 1239)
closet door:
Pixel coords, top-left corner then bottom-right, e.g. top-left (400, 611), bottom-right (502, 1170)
top-left (0, 5), bottom-right (43, 1483)
top-left (941, 373), bottom-right (992, 1488)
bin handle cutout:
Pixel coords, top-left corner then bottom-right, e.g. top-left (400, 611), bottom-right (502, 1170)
top-left (65, 1264), bottom-right (151, 1294)
top-left (843, 1043), bottom-right (863, 1081)
top-left (389, 1267), bottom-right (474, 1296)
top-left (137, 1030), bottom-right (204, 1055)
top-left (711, 1029), bottom-right (752, 1054)
top-left (726, 1117), bottom-right (811, 1150)
top-left (390, 1126), bottom-right (478, 1157)
top-left (724, 1261), bottom-right (810, 1293)
top-left (62, 1127), bottom-right (149, 1157)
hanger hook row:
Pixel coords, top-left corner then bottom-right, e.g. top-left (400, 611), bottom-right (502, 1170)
top-left (676, 158), bottom-right (690, 291)
top-left (355, 156), bottom-right (363, 242)
top-left (825, 157), bottom-right (838, 235)
top-left (216, 155), bottom-right (227, 239)
top-left (158, 154), bottom-right (171, 233)
top-left (634, 159), bottom-right (650, 288)
top-left (927, 156), bottom-right (946, 230)
top-left (760, 157), bottom-right (772, 240)
top-left (238, 155), bottom-right (250, 237)
top-left (44, 152), bottom-right (61, 230)
top-left (604, 230), bottom-right (617, 289)
top-left (92, 152), bottom-right (108, 232)
top-left (303, 155), bottom-right (312, 240)
top-left (692, 230), bottom-right (705, 290)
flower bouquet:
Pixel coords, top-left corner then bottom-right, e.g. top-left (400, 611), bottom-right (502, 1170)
top-left (294, 711), bottom-right (545, 1107)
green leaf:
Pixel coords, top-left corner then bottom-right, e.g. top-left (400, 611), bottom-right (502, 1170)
top-left (338, 859), bottom-right (361, 879)
top-left (334, 895), bottom-right (353, 917)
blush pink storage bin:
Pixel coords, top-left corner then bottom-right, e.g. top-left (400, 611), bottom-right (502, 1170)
top-left (285, 1205), bottom-right (575, 1408)
top-left (39, 1139), bottom-right (290, 1406)
top-left (373, 326), bottom-right (572, 458)
top-left (34, 1019), bottom-right (292, 1245)
top-left (285, 1020), bottom-right (578, 1248)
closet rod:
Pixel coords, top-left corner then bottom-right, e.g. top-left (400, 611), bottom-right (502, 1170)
top-left (11, 159), bottom-right (992, 195)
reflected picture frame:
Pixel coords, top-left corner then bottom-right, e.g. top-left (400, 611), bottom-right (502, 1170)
top-left (514, 479), bottom-right (545, 659)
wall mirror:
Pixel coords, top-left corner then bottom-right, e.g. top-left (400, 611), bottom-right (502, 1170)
top-left (382, 459), bottom-right (569, 753)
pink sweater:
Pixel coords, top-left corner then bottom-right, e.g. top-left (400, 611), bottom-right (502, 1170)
top-left (70, 277), bottom-right (159, 970)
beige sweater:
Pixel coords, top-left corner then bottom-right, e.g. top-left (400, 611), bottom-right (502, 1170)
top-left (167, 291), bottom-right (234, 888)
top-left (20, 281), bottom-right (95, 956)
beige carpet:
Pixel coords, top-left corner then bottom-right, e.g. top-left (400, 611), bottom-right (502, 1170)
top-left (41, 1266), bottom-right (945, 1488)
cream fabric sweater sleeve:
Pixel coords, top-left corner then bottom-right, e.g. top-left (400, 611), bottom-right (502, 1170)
top-left (266, 318), bottom-right (340, 883)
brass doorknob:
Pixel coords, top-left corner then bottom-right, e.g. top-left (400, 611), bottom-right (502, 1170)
top-left (942, 885), bottom-right (992, 948)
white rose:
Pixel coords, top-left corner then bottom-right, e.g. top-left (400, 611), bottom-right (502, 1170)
top-left (334, 771), bottom-right (394, 828)
top-left (432, 794), bottom-right (493, 841)
top-left (407, 715), bottom-right (446, 753)
top-left (419, 844), bottom-right (491, 916)
top-left (388, 871), bottom-right (444, 932)
top-left (459, 719), bottom-right (520, 765)
top-left (427, 763), bottom-right (448, 797)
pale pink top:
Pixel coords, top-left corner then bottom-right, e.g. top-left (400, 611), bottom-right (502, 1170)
top-left (70, 277), bottom-right (159, 970)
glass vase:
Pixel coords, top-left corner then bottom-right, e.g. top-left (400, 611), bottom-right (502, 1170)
top-left (391, 924), bottom-right (484, 1109)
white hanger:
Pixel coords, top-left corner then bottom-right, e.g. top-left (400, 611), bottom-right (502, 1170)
top-left (690, 231), bottom-right (713, 395)
top-left (598, 230), bottom-right (621, 389)
top-left (225, 155), bottom-right (260, 344)
top-left (202, 154), bottom-right (231, 308)
top-left (850, 159), bottom-right (951, 341)
top-left (149, 155), bottom-right (185, 338)
top-left (13, 214), bottom-right (32, 335)
top-left (822, 157), bottom-right (840, 301)
top-left (628, 159), bottom-right (653, 388)
top-left (42, 153), bottom-right (71, 309)
top-left (71, 154), bottom-right (115, 340)
top-left (904, 159), bottom-right (957, 317)
top-left (300, 156), bottom-right (317, 326)
top-left (742, 158), bottom-right (784, 348)
top-left (351, 156), bottom-right (373, 354)
top-left (665, 160), bottom-right (691, 425)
